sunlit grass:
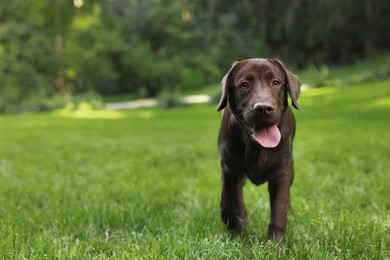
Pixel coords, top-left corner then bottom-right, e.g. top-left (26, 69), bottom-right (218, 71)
top-left (0, 80), bottom-right (389, 258)
top-left (53, 109), bottom-right (127, 119)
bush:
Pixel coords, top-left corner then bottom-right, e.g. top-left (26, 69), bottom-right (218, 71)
top-left (157, 90), bottom-right (184, 109)
top-left (64, 92), bottom-right (104, 111)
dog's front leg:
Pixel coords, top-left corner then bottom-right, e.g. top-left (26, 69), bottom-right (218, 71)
top-left (220, 163), bottom-right (247, 231)
top-left (267, 168), bottom-right (293, 246)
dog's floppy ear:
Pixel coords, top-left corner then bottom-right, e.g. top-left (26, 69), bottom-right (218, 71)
top-left (267, 59), bottom-right (301, 110)
top-left (217, 61), bottom-right (240, 111)
top-left (286, 69), bottom-right (301, 110)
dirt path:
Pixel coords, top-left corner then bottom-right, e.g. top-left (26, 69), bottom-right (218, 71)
top-left (105, 94), bottom-right (211, 110)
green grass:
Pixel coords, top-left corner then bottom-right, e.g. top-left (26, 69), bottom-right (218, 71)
top-left (1, 80), bottom-right (390, 258)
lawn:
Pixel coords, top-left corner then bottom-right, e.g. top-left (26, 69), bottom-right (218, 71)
top-left (1, 80), bottom-right (389, 259)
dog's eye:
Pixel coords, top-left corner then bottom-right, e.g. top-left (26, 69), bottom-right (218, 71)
top-left (239, 82), bottom-right (250, 90)
top-left (271, 80), bottom-right (281, 88)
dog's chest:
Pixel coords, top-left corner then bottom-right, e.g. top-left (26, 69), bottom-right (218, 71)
top-left (245, 145), bottom-right (281, 185)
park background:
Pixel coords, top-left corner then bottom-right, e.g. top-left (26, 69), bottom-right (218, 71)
top-left (1, 0), bottom-right (390, 258)
top-left (0, 0), bottom-right (389, 111)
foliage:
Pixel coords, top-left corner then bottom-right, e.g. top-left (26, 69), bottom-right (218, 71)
top-left (157, 89), bottom-right (184, 108)
top-left (0, 80), bottom-right (389, 258)
top-left (0, 0), bottom-right (390, 111)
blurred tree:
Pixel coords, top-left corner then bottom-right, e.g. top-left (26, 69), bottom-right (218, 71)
top-left (0, 0), bottom-right (59, 111)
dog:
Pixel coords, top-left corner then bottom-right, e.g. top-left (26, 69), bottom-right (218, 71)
top-left (217, 58), bottom-right (301, 246)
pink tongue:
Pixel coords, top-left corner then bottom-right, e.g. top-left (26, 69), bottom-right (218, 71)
top-left (253, 124), bottom-right (281, 148)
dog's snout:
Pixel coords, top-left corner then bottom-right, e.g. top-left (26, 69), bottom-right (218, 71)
top-left (253, 102), bottom-right (274, 114)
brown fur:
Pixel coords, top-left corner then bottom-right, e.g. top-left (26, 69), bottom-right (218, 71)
top-left (217, 58), bottom-right (301, 246)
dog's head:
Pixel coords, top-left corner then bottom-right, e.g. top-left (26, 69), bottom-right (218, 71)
top-left (217, 58), bottom-right (301, 148)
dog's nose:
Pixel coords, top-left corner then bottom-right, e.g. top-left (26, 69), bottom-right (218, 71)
top-left (253, 102), bottom-right (274, 114)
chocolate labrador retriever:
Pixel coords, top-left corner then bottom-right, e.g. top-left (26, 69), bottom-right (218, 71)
top-left (217, 58), bottom-right (301, 246)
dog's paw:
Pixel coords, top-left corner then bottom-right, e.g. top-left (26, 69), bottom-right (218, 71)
top-left (268, 226), bottom-right (286, 248)
top-left (222, 212), bottom-right (247, 232)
